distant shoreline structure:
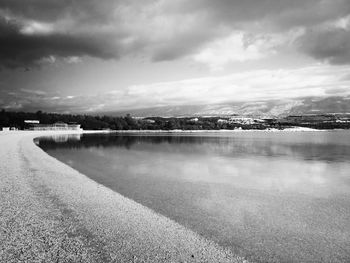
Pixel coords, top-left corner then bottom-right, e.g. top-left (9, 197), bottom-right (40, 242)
top-left (1, 110), bottom-right (350, 131)
top-left (110, 127), bottom-right (325, 133)
top-left (27, 121), bottom-right (82, 131)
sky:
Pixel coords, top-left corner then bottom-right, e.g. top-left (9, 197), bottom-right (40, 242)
top-left (0, 0), bottom-right (350, 113)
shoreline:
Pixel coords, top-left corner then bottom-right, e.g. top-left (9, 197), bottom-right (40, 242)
top-left (1, 126), bottom-right (338, 137)
top-left (0, 130), bottom-right (246, 262)
top-left (111, 127), bottom-right (325, 133)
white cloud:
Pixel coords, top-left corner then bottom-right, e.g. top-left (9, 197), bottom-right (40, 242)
top-left (3, 64), bottom-right (349, 112)
top-left (20, 20), bottom-right (54, 35)
top-left (331, 14), bottom-right (350, 30)
top-left (192, 32), bottom-right (285, 70)
top-left (3, 101), bottom-right (23, 109)
top-left (112, 64), bottom-right (350, 109)
top-left (63, 56), bottom-right (82, 64)
top-left (37, 55), bottom-right (56, 64)
top-left (20, 88), bottom-right (47, 96)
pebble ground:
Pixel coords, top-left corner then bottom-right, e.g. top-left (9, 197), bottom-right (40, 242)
top-left (0, 131), bottom-right (247, 263)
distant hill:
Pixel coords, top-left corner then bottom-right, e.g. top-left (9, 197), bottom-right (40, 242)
top-left (102, 96), bottom-right (350, 117)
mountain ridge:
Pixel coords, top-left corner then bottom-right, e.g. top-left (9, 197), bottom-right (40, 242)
top-left (102, 96), bottom-right (350, 118)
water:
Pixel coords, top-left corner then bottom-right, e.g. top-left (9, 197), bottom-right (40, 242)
top-left (37, 131), bottom-right (350, 263)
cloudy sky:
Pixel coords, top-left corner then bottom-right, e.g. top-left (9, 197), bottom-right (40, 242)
top-left (0, 0), bottom-right (350, 113)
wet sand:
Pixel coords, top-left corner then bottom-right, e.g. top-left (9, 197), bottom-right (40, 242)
top-left (0, 131), bottom-right (246, 263)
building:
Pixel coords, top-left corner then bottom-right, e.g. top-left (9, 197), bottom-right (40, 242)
top-left (24, 120), bottom-right (40, 130)
top-left (67, 123), bottom-right (82, 130)
top-left (142, 119), bottom-right (156, 124)
top-left (217, 119), bottom-right (229, 124)
top-left (29, 122), bottom-right (82, 131)
top-left (188, 118), bottom-right (199, 123)
top-left (1, 127), bottom-right (18, 131)
top-left (24, 120), bottom-right (40, 124)
top-left (229, 117), bottom-right (256, 125)
top-left (53, 122), bottom-right (69, 129)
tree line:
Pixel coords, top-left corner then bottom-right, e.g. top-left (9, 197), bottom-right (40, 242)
top-left (0, 110), bottom-right (265, 130)
top-left (0, 110), bottom-right (138, 130)
top-left (1, 109), bottom-right (350, 130)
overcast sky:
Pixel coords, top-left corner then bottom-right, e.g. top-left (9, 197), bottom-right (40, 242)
top-left (0, 0), bottom-right (350, 113)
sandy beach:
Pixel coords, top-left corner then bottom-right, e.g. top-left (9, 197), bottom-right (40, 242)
top-left (0, 131), bottom-right (246, 263)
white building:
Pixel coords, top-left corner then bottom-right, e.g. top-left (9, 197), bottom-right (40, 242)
top-left (229, 117), bottom-right (256, 125)
top-left (24, 120), bottom-right (40, 124)
top-left (29, 122), bottom-right (82, 131)
top-left (143, 119), bottom-right (156, 124)
top-left (217, 119), bottom-right (229, 124)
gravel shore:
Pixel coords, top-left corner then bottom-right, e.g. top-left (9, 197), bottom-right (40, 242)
top-left (0, 131), bottom-right (246, 263)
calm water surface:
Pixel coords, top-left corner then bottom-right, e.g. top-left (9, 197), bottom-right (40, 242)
top-left (38, 131), bottom-right (350, 263)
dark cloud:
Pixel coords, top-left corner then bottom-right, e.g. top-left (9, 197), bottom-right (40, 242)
top-left (0, 89), bottom-right (91, 113)
top-left (0, 0), bottom-right (350, 68)
top-left (0, 0), bottom-right (118, 22)
top-left (297, 27), bottom-right (350, 64)
top-left (164, 0), bottom-right (350, 30)
top-left (325, 87), bottom-right (349, 95)
top-left (151, 0), bottom-right (350, 61)
top-left (0, 17), bottom-right (121, 68)
top-left (151, 29), bottom-right (220, 61)
top-left (0, 0), bottom-right (130, 68)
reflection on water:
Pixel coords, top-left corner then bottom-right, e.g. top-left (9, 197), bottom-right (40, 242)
top-left (38, 131), bottom-right (350, 263)
top-left (36, 133), bottom-right (82, 144)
